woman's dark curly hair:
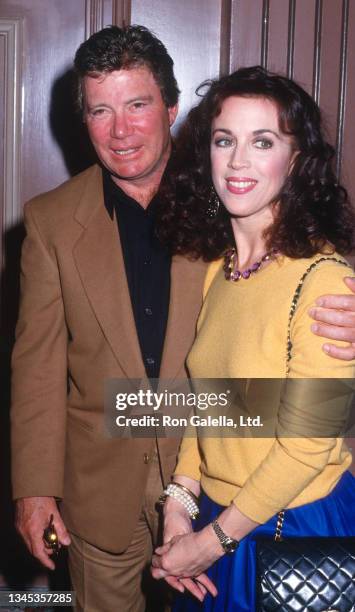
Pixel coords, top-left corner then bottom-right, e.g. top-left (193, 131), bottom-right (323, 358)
top-left (157, 66), bottom-right (354, 261)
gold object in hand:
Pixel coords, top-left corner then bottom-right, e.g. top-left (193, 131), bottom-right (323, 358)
top-left (43, 514), bottom-right (59, 553)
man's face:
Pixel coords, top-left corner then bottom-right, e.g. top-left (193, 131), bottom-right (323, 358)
top-left (83, 67), bottom-right (178, 190)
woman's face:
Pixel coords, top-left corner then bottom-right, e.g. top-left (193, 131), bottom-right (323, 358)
top-left (210, 96), bottom-right (295, 228)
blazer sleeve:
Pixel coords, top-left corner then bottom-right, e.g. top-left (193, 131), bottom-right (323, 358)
top-left (11, 201), bottom-right (68, 499)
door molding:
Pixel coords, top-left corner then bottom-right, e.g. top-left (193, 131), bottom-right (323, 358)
top-left (0, 18), bottom-right (23, 229)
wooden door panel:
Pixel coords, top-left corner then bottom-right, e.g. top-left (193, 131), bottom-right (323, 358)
top-left (0, 17), bottom-right (22, 251)
top-left (131, 0), bottom-right (223, 127)
top-left (342, 0), bottom-right (355, 203)
top-left (267, 0), bottom-right (290, 73)
top-left (2, 0), bottom-right (88, 206)
top-left (318, 0), bottom-right (343, 148)
top-left (293, 0), bottom-right (317, 94)
top-left (0, 32), bottom-right (6, 244)
top-left (229, 0), bottom-right (264, 71)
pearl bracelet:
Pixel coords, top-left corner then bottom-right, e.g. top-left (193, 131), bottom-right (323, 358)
top-left (162, 483), bottom-right (199, 519)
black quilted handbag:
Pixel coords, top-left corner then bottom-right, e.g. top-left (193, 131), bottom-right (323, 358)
top-left (256, 534), bottom-right (355, 611)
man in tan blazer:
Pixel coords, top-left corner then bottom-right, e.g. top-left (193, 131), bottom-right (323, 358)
top-left (11, 24), bottom-right (355, 612)
top-left (11, 25), bottom-right (206, 611)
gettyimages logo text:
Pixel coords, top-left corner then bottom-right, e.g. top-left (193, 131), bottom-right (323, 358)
top-left (115, 388), bottom-right (230, 411)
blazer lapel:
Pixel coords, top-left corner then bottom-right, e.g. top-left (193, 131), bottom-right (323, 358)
top-left (73, 166), bottom-right (145, 379)
top-left (159, 255), bottom-right (207, 381)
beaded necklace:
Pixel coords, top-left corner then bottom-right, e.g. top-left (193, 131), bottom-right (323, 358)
top-left (223, 248), bottom-right (278, 281)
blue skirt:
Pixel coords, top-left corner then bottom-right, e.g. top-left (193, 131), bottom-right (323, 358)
top-left (172, 471), bottom-right (355, 612)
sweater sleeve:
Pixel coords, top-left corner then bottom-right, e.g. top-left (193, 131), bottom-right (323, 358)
top-left (174, 423), bottom-right (202, 482)
top-left (233, 260), bottom-right (355, 523)
top-left (289, 259), bottom-right (355, 377)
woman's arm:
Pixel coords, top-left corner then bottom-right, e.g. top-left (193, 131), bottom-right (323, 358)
top-left (153, 430), bottom-right (218, 600)
top-left (163, 474), bottom-right (200, 544)
top-left (153, 423), bottom-right (258, 582)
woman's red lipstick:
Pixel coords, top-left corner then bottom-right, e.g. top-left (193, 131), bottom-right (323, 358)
top-left (226, 177), bottom-right (257, 194)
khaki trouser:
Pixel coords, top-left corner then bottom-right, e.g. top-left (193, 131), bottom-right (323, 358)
top-left (68, 451), bottom-right (168, 612)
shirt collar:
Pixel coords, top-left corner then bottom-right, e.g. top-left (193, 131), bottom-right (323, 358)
top-left (103, 168), bottom-right (160, 220)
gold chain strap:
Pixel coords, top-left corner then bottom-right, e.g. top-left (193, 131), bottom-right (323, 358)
top-left (275, 256), bottom-right (350, 541)
top-left (286, 257), bottom-right (349, 377)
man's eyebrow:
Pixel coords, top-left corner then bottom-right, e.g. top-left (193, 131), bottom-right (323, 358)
top-left (126, 95), bottom-right (154, 104)
top-left (86, 101), bottom-right (108, 109)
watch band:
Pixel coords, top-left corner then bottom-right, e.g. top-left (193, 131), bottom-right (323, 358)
top-left (211, 518), bottom-right (239, 554)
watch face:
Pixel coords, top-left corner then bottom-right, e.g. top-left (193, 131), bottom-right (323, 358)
top-left (224, 539), bottom-right (238, 554)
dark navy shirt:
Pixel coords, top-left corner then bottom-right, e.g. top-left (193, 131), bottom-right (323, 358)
top-left (103, 170), bottom-right (171, 379)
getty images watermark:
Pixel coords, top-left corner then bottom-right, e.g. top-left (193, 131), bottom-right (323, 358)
top-left (105, 378), bottom-right (263, 437)
top-left (115, 387), bottom-right (261, 426)
top-left (104, 378), bottom-right (355, 438)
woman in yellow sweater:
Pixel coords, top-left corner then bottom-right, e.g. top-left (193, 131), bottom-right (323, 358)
top-left (152, 67), bottom-right (355, 610)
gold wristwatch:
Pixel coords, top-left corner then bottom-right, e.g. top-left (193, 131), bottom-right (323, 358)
top-left (211, 518), bottom-right (239, 554)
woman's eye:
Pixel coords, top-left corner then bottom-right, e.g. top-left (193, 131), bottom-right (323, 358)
top-left (254, 138), bottom-right (273, 149)
top-left (214, 138), bottom-right (233, 147)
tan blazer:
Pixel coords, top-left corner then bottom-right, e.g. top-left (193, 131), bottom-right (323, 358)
top-left (11, 165), bottom-right (207, 553)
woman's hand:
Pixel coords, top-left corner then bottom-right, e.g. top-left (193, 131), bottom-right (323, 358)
top-left (153, 533), bottom-right (218, 600)
top-left (158, 498), bottom-right (208, 599)
top-left (154, 503), bottom-right (258, 576)
top-left (152, 501), bottom-right (259, 600)
top-left (163, 496), bottom-right (192, 545)
top-left (152, 476), bottom-right (217, 601)
top-left (152, 524), bottom-right (220, 600)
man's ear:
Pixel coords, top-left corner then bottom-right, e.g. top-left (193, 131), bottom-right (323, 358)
top-left (168, 104), bottom-right (179, 127)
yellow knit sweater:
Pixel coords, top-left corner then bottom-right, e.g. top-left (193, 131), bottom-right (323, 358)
top-left (175, 254), bottom-right (355, 523)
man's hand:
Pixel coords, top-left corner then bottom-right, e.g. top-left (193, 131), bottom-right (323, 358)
top-left (15, 496), bottom-right (71, 570)
top-left (309, 277), bottom-right (355, 360)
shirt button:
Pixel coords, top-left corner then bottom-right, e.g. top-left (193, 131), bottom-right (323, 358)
top-left (146, 357), bottom-right (155, 366)
top-left (144, 307), bottom-right (153, 316)
top-left (143, 453), bottom-right (149, 464)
